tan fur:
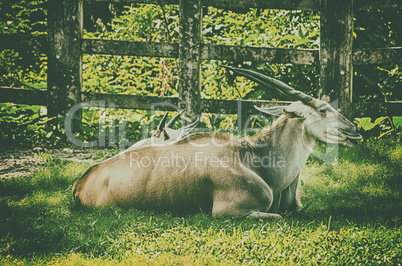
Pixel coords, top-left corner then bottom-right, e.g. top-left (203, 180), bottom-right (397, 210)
top-left (176, 131), bottom-right (232, 144)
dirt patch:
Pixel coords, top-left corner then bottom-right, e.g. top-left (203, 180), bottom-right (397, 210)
top-left (0, 148), bottom-right (110, 179)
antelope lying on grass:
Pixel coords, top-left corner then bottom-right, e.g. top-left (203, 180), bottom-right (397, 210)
top-left (73, 66), bottom-right (361, 219)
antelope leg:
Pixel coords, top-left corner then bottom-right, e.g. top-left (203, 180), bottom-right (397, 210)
top-left (279, 173), bottom-right (303, 213)
top-left (211, 167), bottom-right (281, 219)
top-left (268, 193), bottom-right (282, 214)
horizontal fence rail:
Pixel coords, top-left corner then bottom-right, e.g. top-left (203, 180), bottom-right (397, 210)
top-left (81, 39), bottom-right (179, 58)
top-left (88, 0), bottom-right (399, 11)
top-left (1, 86), bottom-right (401, 118)
top-left (2, 35), bottom-right (401, 66)
top-left (0, 87), bottom-right (47, 106)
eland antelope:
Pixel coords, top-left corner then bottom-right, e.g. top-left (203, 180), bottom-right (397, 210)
top-left (72, 66), bottom-right (362, 219)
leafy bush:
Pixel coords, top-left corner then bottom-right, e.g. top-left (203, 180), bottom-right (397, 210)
top-left (0, 103), bottom-right (157, 149)
top-left (354, 7), bottom-right (401, 102)
top-left (83, 4), bottom-right (179, 96)
top-left (202, 8), bottom-right (320, 101)
top-left (355, 116), bottom-right (402, 140)
top-left (0, 0), bottom-right (47, 89)
top-left (0, 104), bottom-right (64, 148)
top-left (0, 3), bottom-right (400, 147)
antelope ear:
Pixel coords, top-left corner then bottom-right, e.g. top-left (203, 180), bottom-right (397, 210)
top-left (283, 109), bottom-right (304, 119)
top-left (254, 105), bottom-right (285, 117)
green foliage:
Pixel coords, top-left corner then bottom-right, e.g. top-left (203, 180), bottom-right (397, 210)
top-left (81, 6), bottom-right (321, 101)
top-left (0, 0), bottom-right (47, 89)
top-left (0, 104), bottom-right (65, 148)
top-left (83, 4), bottom-right (179, 96)
top-left (0, 1), bottom-right (49, 148)
top-left (70, 108), bottom-right (151, 149)
top-left (203, 9), bottom-right (320, 48)
top-left (354, 7), bottom-right (401, 102)
top-left (202, 8), bottom-right (320, 101)
top-left (355, 116), bottom-right (402, 140)
top-left (0, 140), bottom-right (401, 264)
top-left (0, 103), bottom-right (159, 149)
top-left (0, 3), bottom-right (400, 147)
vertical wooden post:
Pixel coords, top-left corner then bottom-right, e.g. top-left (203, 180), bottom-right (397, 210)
top-left (178, 0), bottom-right (202, 117)
top-left (319, 0), bottom-right (354, 119)
top-left (47, 0), bottom-right (83, 117)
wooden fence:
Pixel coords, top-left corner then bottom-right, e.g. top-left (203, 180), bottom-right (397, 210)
top-left (1, 0), bottom-right (401, 121)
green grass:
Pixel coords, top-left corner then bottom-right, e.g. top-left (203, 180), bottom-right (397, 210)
top-left (0, 140), bottom-right (401, 265)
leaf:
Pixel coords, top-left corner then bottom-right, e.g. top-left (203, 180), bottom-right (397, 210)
top-left (374, 117), bottom-right (387, 125)
top-left (226, 18), bottom-right (242, 25)
top-left (393, 117), bottom-right (402, 128)
top-left (278, 34), bottom-right (300, 43)
top-left (294, 38), bottom-right (312, 47)
top-left (244, 33), bottom-right (259, 44)
top-left (379, 129), bottom-right (393, 138)
top-left (355, 117), bottom-right (377, 131)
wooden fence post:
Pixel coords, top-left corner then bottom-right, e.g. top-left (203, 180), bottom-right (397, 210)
top-left (319, 0), bottom-right (354, 119)
top-left (47, 0), bottom-right (83, 117)
top-left (178, 0), bottom-right (202, 116)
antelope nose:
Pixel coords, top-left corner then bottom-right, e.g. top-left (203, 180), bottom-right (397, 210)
top-left (340, 127), bottom-right (362, 139)
top-left (353, 132), bottom-right (363, 140)
top-left (355, 128), bottom-right (363, 139)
